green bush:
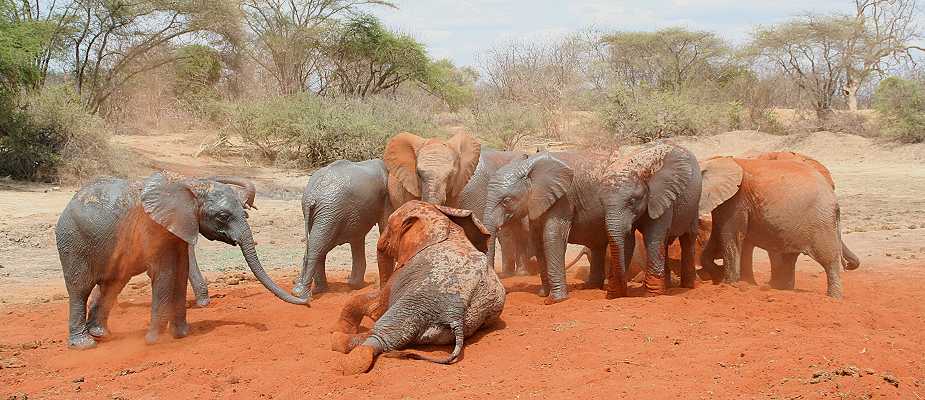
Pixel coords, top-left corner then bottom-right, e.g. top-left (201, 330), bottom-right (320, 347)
top-left (228, 94), bottom-right (442, 167)
top-left (874, 77), bottom-right (925, 143)
top-left (599, 87), bottom-right (734, 143)
top-left (0, 86), bottom-right (113, 182)
top-left (465, 100), bottom-right (543, 150)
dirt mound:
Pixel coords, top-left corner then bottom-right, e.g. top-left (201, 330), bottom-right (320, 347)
top-left (675, 130), bottom-right (925, 163)
top-left (2, 266), bottom-right (923, 399)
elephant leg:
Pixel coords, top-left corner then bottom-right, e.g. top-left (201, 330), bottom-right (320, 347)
top-left (530, 225), bottom-right (550, 297)
top-left (769, 252), bottom-right (798, 290)
top-left (739, 241), bottom-right (757, 285)
top-left (335, 290), bottom-right (387, 334)
top-left (187, 245), bottom-right (210, 308)
top-left (662, 239), bottom-right (672, 289)
top-left (584, 246), bottom-right (605, 289)
top-left (347, 238), bottom-right (368, 290)
top-left (678, 233), bottom-right (696, 289)
top-left (810, 243), bottom-right (844, 298)
top-left (145, 264), bottom-right (176, 345)
top-left (540, 218), bottom-right (571, 305)
top-left (87, 277), bottom-right (130, 338)
top-left (312, 254), bottom-right (330, 294)
top-left (171, 246), bottom-right (191, 339)
top-left (498, 226), bottom-right (517, 278)
top-left (642, 225), bottom-right (671, 296)
top-left (64, 259), bottom-right (96, 349)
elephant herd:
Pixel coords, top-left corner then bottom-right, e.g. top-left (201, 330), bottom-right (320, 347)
top-left (54, 132), bottom-right (859, 375)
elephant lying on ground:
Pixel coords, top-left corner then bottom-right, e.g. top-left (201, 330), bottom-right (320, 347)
top-left (56, 172), bottom-right (306, 349)
top-left (331, 201), bottom-right (505, 375)
top-left (565, 215), bottom-right (713, 284)
top-left (291, 159), bottom-right (391, 301)
top-left (699, 156), bottom-right (860, 298)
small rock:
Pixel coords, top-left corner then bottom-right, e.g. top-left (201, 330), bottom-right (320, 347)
top-left (116, 368), bottom-right (136, 377)
top-left (72, 377), bottom-right (85, 383)
top-left (20, 341), bottom-right (40, 350)
top-left (52, 293), bottom-right (68, 301)
top-left (864, 368), bottom-right (876, 375)
top-left (810, 370), bottom-right (832, 384)
top-left (835, 365), bottom-right (860, 377)
top-left (882, 373), bottom-right (899, 388)
top-left (227, 376), bottom-right (240, 385)
top-left (7, 393), bottom-right (28, 400)
top-left (1, 357), bottom-right (26, 369)
top-left (226, 277), bottom-right (241, 286)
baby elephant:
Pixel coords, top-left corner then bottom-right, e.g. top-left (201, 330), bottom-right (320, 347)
top-left (331, 200), bottom-right (505, 375)
top-left (56, 172), bottom-right (306, 349)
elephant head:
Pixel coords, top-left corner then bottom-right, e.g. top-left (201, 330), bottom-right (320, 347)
top-left (384, 132), bottom-right (481, 206)
top-left (698, 156), bottom-right (744, 216)
top-left (483, 153), bottom-right (574, 263)
top-left (602, 143), bottom-right (697, 230)
top-left (377, 200), bottom-right (490, 285)
top-left (141, 172), bottom-right (307, 305)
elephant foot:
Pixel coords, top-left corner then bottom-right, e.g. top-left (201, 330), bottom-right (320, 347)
top-left (536, 286), bottom-right (550, 297)
top-left (347, 279), bottom-right (367, 290)
top-left (341, 345), bottom-right (376, 375)
top-left (333, 317), bottom-right (359, 334)
top-left (194, 296), bottom-right (210, 308)
top-left (87, 323), bottom-right (110, 339)
top-left (331, 332), bottom-right (361, 354)
top-left (312, 283), bottom-right (330, 295)
top-left (171, 321), bottom-right (191, 339)
top-left (543, 290), bottom-right (569, 305)
top-left (643, 274), bottom-right (667, 297)
top-left (68, 333), bottom-right (97, 350)
top-left (144, 330), bottom-right (160, 345)
top-left (291, 283), bottom-right (309, 298)
top-left (581, 281), bottom-right (603, 290)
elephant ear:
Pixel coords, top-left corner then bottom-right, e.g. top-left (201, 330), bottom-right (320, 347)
top-left (446, 132), bottom-right (481, 198)
top-left (435, 205), bottom-right (491, 254)
top-left (384, 132), bottom-right (426, 197)
top-left (141, 172), bottom-right (199, 245)
top-left (526, 155), bottom-right (574, 221)
top-left (699, 157), bottom-right (743, 215)
top-left (377, 201), bottom-right (449, 268)
top-left (646, 146), bottom-right (693, 220)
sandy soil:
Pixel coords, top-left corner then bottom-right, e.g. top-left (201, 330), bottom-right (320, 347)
top-left (0, 130), bottom-right (923, 399)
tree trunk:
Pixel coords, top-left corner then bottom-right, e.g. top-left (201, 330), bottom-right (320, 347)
top-left (845, 79), bottom-right (860, 112)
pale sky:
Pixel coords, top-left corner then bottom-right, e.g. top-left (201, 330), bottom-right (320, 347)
top-left (371, 0), bottom-right (856, 67)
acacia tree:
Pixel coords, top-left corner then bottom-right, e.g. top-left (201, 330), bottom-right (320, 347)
top-left (324, 14), bottom-right (428, 98)
top-left (749, 16), bottom-right (854, 119)
top-left (603, 27), bottom-right (729, 92)
top-left (240, 0), bottom-right (393, 95)
top-left (65, 0), bottom-right (240, 114)
top-left (843, 0), bottom-right (924, 110)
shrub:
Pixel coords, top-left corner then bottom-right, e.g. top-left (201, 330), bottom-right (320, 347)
top-left (228, 94), bottom-right (442, 167)
top-left (599, 87), bottom-right (734, 143)
top-left (465, 100), bottom-right (544, 150)
top-left (0, 86), bottom-right (113, 182)
top-left (874, 77), bottom-right (925, 143)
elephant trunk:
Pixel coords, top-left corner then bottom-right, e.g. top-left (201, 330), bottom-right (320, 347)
top-left (210, 176), bottom-right (258, 209)
top-left (842, 242), bottom-right (860, 270)
top-left (238, 224), bottom-right (308, 305)
top-left (604, 207), bottom-right (635, 298)
top-left (187, 245), bottom-right (210, 307)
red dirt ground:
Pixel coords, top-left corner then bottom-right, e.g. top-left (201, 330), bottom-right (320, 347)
top-left (2, 263), bottom-right (924, 399)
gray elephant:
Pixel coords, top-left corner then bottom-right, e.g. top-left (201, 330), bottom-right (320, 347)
top-left (483, 152), bottom-right (611, 304)
top-left (600, 142), bottom-right (703, 298)
top-left (331, 200), bottom-right (505, 374)
top-left (56, 172), bottom-right (306, 349)
top-left (453, 149), bottom-right (536, 277)
top-left (291, 159), bottom-right (392, 301)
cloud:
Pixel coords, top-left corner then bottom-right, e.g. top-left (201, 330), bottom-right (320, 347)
top-left (371, 0), bottom-right (855, 67)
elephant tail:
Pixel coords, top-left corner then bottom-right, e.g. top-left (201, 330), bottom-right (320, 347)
top-left (388, 322), bottom-right (464, 365)
top-left (564, 247), bottom-right (590, 271)
top-left (836, 206), bottom-right (860, 271)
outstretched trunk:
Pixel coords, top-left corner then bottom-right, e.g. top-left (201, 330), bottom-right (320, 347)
top-left (238, 225), bottom-right (308, 305)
